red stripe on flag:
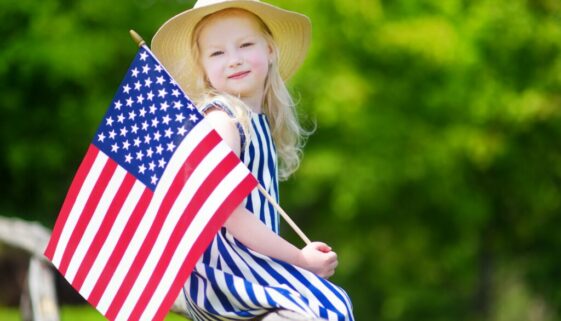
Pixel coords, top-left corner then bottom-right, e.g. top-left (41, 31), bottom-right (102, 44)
top-left (72, 173), bottom-right (137, 290)
top-left (129, 152), bottom-right (241, 320)
top-left (87, 187), bottom-right (152, 306)
top-left (45, 145), bottom-right (99, 259)
top-left (153, 174), bottom-right (258, 321)
top-left (105, 131), bottom-right (222, 320)
top-left (58, 159), bottom-right (118, 275)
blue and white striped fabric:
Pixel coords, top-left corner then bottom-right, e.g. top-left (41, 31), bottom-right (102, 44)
top-left (180, 102), bottom-right (354, 321)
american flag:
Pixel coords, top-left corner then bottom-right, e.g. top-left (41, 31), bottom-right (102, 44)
top-left (44, 46), bottom-right (258, 321)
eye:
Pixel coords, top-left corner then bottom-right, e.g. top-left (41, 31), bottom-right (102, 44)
top-left (241, 42), bottom-right (254, 48)
top-left (210, 50), bottom-right (224, 57)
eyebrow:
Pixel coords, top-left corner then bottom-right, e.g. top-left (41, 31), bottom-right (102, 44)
top-left (200, 35), bottom-right (260, 50)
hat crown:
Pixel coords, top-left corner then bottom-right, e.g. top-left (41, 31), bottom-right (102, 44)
top-left (194, 0), bottom-right (259, 9)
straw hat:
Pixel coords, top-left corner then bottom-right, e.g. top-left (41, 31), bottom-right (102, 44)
top-left (151, 0), bottom-right (311, 98)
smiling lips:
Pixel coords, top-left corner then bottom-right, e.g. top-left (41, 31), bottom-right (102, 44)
top-left (228, 71), bottom-right (250, 79)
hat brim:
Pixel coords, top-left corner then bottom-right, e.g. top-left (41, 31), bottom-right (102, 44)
top-left (151, 1), bottom-right (311, 98)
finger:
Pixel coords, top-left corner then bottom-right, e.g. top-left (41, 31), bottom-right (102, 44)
top-left (327, 259), bottom-right (338, 271)
top-left (325, 252), bottom-right (337, 263)
top-left (311, 241), bottom-right (328, 249)
top-left (315, 243), bottom-right (332, 253)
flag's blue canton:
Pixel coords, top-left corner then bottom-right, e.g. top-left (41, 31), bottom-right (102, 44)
top-left (93, 47), bottom-right (202, 190)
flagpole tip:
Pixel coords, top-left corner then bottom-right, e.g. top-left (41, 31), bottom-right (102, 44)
top-left (129, 30), bottom-right (146, 48)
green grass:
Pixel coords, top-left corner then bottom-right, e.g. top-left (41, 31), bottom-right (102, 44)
top-left (0, 305), bottom-right (189, 321)
top-left (0, 308), bottom-right (18, 321)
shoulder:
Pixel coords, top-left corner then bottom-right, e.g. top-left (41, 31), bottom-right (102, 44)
top-left (201, 101), bottom-right (242, 156)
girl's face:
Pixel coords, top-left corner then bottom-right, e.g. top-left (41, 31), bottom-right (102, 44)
top-left (198, 10), bottom-right (273, 107)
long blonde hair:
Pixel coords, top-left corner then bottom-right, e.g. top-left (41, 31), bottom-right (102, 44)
top-left (191, 8), bottom-right (310, 180)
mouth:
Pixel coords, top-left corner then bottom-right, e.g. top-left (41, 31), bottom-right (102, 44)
top-left (228, 71), bottom-right (250, 79)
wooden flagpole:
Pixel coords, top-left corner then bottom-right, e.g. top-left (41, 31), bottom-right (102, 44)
top-left (257, 184), bottom-right (311, 245)
top-left (129, 30), bottom-right (146, 47)
top-left (128, 30), bottom-right (311, 246)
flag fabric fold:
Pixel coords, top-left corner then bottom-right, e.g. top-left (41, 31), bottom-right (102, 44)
top-left (44, 46), bottom-right (258, 321)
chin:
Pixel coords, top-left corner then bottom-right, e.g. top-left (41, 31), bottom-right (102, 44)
top-left (226, 89), bottom-right (251, 98)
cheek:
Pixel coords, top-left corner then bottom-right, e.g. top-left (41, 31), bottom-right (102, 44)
top-left (247, 51), bottom-right (270, 75)
top-left (203, 61), bottom-right (225, 88)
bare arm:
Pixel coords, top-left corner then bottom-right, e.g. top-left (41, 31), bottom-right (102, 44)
top-left (205, 109), bottom-right (338, 278)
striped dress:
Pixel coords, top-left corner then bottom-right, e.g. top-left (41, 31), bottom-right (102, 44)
top-left (180, 101), bottom-right (354, 321)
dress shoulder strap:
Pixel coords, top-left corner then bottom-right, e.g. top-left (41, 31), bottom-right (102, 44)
top-left (200, 100), bottom-right (247, 151)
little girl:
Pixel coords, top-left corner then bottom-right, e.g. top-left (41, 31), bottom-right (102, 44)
top-left (152, 1), bottom-right (354, 320)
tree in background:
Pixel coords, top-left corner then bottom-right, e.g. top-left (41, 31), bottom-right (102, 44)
top-left (1, 0), bottom-right (561, 320)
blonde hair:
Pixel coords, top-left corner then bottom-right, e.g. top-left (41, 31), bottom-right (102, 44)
top-left (191, 8), bottom-right (310, 180)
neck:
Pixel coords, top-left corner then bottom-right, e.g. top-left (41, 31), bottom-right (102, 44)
top-left (241, 93), bottom-right (263, 114)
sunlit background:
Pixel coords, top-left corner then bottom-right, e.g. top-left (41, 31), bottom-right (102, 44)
top-left (2, 0), bottom-right (561, 320)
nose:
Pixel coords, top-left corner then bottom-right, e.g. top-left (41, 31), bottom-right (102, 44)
top-left (228, 49), bottom-right (243, 67)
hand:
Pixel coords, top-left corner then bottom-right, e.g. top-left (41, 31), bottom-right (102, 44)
top-left (298, 242), bottom-right (338, 279)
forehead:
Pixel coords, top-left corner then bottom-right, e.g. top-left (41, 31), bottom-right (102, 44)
top-left (197, 9), bottom-right (266, 41)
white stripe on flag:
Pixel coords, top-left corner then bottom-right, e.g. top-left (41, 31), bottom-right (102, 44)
top-left (52, 152), bottom-right (109, 267)
top-left (97, 122), bottom-right (212, 314)
top-left (65, 166), bottom-right (127, 283)
top-left (140, 162), bottom-right (251, 320)
top-left (80, 180), bottom-right (146, 297)
top-left (115, 142), bottom-right (230, 320)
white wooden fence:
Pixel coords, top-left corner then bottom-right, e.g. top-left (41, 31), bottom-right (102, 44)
top-left (0, 216), bottom-right (58, 321)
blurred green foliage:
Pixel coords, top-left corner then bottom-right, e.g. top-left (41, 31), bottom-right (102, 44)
top-left (1, 0), bottom-right (561, 320)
